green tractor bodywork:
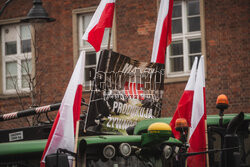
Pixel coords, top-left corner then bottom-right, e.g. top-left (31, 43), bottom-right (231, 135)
top-left (78, 132), bottom-right (181, 167)
top-left (133, 114), bottom-right (250, 135)
top-left (0, 113), bottom-right (249, 167)
top-left (0, 131), bottom-right (179, 167)
top-left (0, 139), bottom-right (47, 156)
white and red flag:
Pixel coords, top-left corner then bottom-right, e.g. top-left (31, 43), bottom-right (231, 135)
top-left (187, 56), bottom-right (206, 167)
top-left (151, 0), bottom-right (173, 64)
top-left (40, 52), bottom-right (85, 167)
top-left (170, 57), bottom-right (198, 139)
top-left (82, 0), bottom-right (115, 52)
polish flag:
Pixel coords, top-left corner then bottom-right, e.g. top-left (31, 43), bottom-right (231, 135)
top-left (187, 56), bottom-right (206, 167)
top-left (151, 0), bottom-right (173, 64)
top-left (170, 57), bottom-right (198, 139)
top-left (82, 0), bottom-right (115, 52)
top-left (40, 52), bottom-right (85, 167)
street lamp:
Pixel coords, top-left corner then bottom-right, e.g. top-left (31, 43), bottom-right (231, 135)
top-left (20, 0), bottom-right (55, 108)
top-left (21, 0), bottom-right (55, 23)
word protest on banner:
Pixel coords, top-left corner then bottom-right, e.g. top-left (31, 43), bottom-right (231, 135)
top-left (85, 50), bottom-right (165, 134)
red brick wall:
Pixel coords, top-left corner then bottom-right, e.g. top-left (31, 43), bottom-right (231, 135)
top-left (0, 0), bottom-right (32, 20)
top-left (116, 0), bottom-right (157, 61)
top-left (205, 0), bottom-right (250, 115)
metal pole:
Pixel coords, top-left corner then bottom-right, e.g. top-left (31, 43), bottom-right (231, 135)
top-left (107, 3), bottom-right (115, 51)
top-left (0, 103), bottom-right (60, 122)
top-left (107, 28), bottom-right (112, 50)
top-left (205, 120), bottom-right (210, 167)
top-left (0, 101), bottom-right (88, 122)
top-left (73, 120), bottom-right (80, 167)
top-left (0, 0), bottom-right (13, 16)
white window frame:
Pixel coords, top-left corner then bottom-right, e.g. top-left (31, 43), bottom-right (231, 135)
top-left (1, 24), bottom-right (32, 94)
top-left (166, 0), bottom-right (201, 78)
top-left (77, 12), bottom-right (113, 87)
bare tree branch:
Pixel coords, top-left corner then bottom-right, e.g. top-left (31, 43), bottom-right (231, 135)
top-left (5, 24), bottom-right (63, 127)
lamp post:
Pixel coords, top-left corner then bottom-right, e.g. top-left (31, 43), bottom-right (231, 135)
top-left (20, 0), bottom-right (55, 108)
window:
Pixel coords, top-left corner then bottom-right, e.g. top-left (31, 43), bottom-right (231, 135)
top-left (1, 24), bottom-right (32, 93)
top-left (167, 0), bottom-right (201, 78)
top-left (78, 12), bottom-right (113, 86)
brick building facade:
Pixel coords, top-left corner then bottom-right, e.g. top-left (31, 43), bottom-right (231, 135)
top-left (0, 0), bottom-right (249, 129)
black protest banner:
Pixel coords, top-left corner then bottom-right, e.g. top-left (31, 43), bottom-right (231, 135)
top-left (85, 50), bottom-right (165, 134)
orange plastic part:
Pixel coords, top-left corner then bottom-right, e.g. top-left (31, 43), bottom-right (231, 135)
top-left (175, 118), bottom-right (188, 129)
top-left (216, 94), bottom-right (229, 105)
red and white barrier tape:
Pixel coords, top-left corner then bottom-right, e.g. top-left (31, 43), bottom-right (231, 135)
top-left (3, 112), bottom-right (18, 120)
top-left (35, 105), bottom-right (51, 114)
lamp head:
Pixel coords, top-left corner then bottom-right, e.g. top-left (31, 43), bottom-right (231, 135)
top-left (21, 0), bottom-right (55, 23)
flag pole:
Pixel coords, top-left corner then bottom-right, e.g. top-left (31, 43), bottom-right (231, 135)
top-left (185, 128), bottom-right (190, 167)
top-left (73, 120), bottom-right (80, 167)
top-left (106, 4), bottom-right (115, 71)
top-left (205, 120), bottom-right (210, 167)
top-left (107, 2), bottom-right (115, 51)
top-left (107, 27), bottom-right (112, 50)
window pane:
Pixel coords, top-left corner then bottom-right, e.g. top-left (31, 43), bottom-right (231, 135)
top-left (172, 19), bottom-right (182, 34)
top-left (21, 39), bottom-right (31, 53)
top-left (21, 59), bottom-right (32, 75)
top-left (83, 14), bottom-right (93, 30)
top-left (188, 17), bottom-right (200, 32)
top-left (189, 39), bottom-right (201, 53)
top-left (85, 52), bottom-right (96, 65)
top-left (21, 59), bottom-right (32, 88)
top-left (102, 28), bottom-right (110, 46)
top-left (173, 4), bottom-right (182, 18)
top-left (6, 62), bottom-right (17, 76)
top-left (6, 76), bottom-right (17, 90)
top-left (83, 40), bottom-right (91, 47)
top-left (170, 57), bottom-right (183, 72)
top-left (4, 26), bottom-right (17, 42)
top-left (83, 14), bottom-right (93, 47)
top-left (22, 75), bottom-right (29, 88)
top-left (20, 25), bottom-right (31, 40)
top-left (5, 41), bottom-right (17, 55)
top-left (189, 55), bottom-right (201, 69)
top-left (170, 41), bottom-right (183, 56)
top-left (85, 67), bottom-right (95, 81)
top-left (188, 1), bottom-right (200, 16)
